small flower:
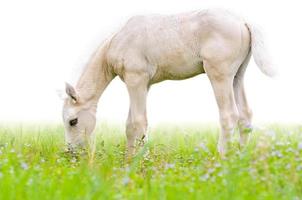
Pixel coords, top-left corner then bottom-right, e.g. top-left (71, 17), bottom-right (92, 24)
top-left (198, 142), bottom-right (209, 152)
top-left (276, 141), bottom-right (285, 146)
top-left (271, 150), bottom-right (283, 158)
top-left (199, 173), bottom-right (210, 181)
top-left (214, 162), bottom-right (221, 168)
top-left (207, 168), bottom-right (215, 174)
top-left (122, 176), bottom-right (131, 185)
top-left (210, 176), bottom-right (216, 182)
top-left (296, 165), bottom-right (302, 171)
top-left (249, 168), bottom-right (257, 176)
top-left (277, 152), bottom-right (283, 158)
top-left (165, 163), bottom-right (175, 169)
top-left (292, 196), bottom-right (300, 200)
top-left (9, 167), bottom-right (14, 174)
top-left (70, 157), bottom-right (77, 163)
top-left (21, 162), bottom-right (29, 170)
top-left (26, 178), bottom-right (33, 186)
top-left (124, 166), bottom-right (130, 173)
top-left (295, 156), bottom-right (302, 161)
top-left (286, 147), bottom-right (294, 153)
top-left (265, 130), bottom-right (276, 139)
top-left (34, 165), bottom-right (41, 171)
top-left (24, 143), bottom-right (31, 148)
top-left (297, 142), bottom-right (302, 150)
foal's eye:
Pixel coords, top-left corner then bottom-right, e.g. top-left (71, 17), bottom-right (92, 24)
top-left (69, 118), bottom-right (78, 126)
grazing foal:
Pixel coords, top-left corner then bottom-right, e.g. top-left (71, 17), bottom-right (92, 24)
top-left (60, 9), bottom-right (274, 156)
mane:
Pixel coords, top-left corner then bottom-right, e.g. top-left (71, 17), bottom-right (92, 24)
top-left (70, 36), bottom-right (111, 86)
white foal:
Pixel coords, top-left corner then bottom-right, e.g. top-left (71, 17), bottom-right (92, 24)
top-left (60, 9), bottom-right (275, 156)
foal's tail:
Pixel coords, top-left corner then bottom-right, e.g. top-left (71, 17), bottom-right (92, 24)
top-left (245, 23), bottom-right (277, 77)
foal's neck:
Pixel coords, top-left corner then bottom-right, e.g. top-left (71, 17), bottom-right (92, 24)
top-left (76, 43), bottom-right (114, 106)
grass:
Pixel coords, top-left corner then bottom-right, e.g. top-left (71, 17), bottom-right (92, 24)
top-left (0, 123), bottom-right (302, 200)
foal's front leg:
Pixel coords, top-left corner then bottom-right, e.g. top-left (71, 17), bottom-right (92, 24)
top-left (124, 72), bottom-right (149, 157)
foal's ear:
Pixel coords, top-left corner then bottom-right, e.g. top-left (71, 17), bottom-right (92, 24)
top-left (65, 82), bottom-right (78, 102)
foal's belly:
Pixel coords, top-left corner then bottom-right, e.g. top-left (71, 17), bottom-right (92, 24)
top-left (150, 61), bottom-right (205, 84)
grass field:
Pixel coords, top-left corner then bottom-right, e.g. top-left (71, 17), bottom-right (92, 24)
top-left (0, 123), bottom-right (302, 200)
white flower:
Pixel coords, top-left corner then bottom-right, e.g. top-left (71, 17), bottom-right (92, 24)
top-left (199, 173), bottom-right (210, 181)
top-left (24, 144), bottom-right (31, 148)
top-left (198, 142), bottom-right (209, 152)
top-left (217, 172), bottom-right (223, 177)
top-left (297, 142), bottom-right (302, 150)
top-left (9, 167), bottom-right (14, 174)
top-left (214, 162), bottom-right (221, 168)
top-left (276, 141), bottom-right (285, 146)
top-left (208, 168), bottom-right (215, 174)
top-left (70, 158), bottom-right (77, 163)
top-left (296, 165), bottom-right (302, 171)
top-left (265, 130), bottom-right (276, 139)
top-left (165, 163), bottom-right (175, 169)
top-left (286, 147), bottom-right (294, 153)
top-left (249, 168), bottom-right (257, 176)
top-left (26, 178), bottom-right (33, 186)
top-left (122, 176), bottom-right (130, 185)
top-left (34, 165), bottom-right (41, 171)
top-left (21, 162), bottom-right (29, 170)
top-left (124, 166), bottom-right (130, 172)
top-left (271, 150), bottom-right (283, 158)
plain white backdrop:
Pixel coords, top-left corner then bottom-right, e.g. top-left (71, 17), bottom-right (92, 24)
top-left (0, 0), bottom-right (301, 125)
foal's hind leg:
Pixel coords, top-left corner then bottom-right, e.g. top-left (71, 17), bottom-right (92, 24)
top-left (205, 61), bottom-right (239, 156)
top-left (234, 53), bottom-right (253, 147)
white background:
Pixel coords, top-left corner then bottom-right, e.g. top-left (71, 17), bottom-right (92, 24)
top-left (0, 0), bottom-right (301, 125)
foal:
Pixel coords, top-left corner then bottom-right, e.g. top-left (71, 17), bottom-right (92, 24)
top-left (60, 9), bottom-right (274, 156)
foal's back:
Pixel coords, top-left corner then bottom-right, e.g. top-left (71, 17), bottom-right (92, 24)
top-left (106, 9), bottom-right (249, 83)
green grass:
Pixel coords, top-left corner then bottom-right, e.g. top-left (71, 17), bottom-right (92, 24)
top-left (0, 123), bottom-right (302, 200)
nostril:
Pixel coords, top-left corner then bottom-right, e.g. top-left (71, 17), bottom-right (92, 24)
top-left (69, 118), bottom-right (78, 126)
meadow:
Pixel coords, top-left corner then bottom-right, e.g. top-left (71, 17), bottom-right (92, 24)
top-left (0, 123), bottom-right (302, 200)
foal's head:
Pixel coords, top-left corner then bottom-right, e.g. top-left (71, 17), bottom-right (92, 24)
top-left (61, 83), bottom-right (97, 148)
